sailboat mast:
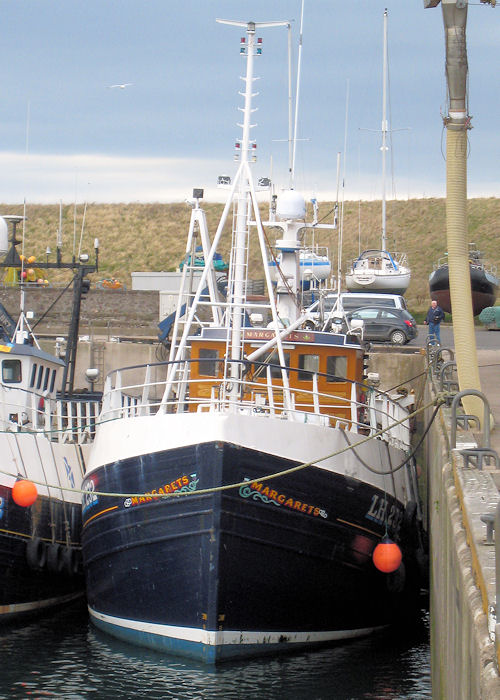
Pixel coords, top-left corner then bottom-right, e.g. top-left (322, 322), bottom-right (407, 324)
top-left (381, 8), bottom-right (388, 252)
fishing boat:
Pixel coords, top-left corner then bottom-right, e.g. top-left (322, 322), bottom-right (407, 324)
top-left (429, 244), bottom-right (499, 316)
top-left (0, 213), bottom-right (100, 621)
top-left (345, 10), bottom-right (411, 296)
top-left (81, 18), bottom-right (425, 663)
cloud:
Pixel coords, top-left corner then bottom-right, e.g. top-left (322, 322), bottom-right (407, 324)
top-left (0, 150), bottom-right (494, 206)
top-left (0, 151), bottom-right (231, 204)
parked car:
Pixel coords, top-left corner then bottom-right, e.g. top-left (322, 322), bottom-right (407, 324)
top-left (305, 292), bottom-right (408, 327)
top-left (345, 306), bottom-right (418, 345)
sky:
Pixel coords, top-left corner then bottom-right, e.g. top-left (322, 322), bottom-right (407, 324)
top-left (0, 0), bottom-right (498, 204)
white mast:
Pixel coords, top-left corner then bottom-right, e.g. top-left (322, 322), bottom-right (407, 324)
top-left (381, 8), bottom-right (388, 252)
top-left (216, 20), bottom-right (288, 385)
top-left (291, 0), bottom-right (305, 185)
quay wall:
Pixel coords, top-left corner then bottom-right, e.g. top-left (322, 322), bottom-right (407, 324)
top-left (425, 377), bottom-right (500, 698)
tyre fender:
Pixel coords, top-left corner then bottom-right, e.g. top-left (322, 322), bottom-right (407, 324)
top-left (61, 547), bottom-right (79, 577)
top-left (26, 538), bottom-right (47, 571)
top-left (46, 543), bottom-right (64, 573)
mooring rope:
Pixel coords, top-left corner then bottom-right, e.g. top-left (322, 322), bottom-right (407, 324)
top-left (0, 392), bottom-right (449, 501)
top-left (341, 403), bottom-right (441, 476)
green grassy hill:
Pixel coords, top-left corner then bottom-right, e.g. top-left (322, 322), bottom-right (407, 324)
top-left (2, 197), bottom-right (499, 312)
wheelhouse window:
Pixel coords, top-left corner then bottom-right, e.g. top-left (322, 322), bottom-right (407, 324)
top-left (198, 349), bottom-right (220, 377)
top-left (43, 367), bottom-right (51, 391)
top-left (298, 354), bottom-right (319, 381)
top-left (266, 351), bottom-right (290, 379)
top-left (36, 364), bottom-right (44, 390)
top-left (252, 351), bottom-right (290, 380)
top-left (30, 363), bottom-right (37, 388)
top-left (326, 355), bottom-right (347, 382)
top-left (2, 359), bottom-right (22, 384)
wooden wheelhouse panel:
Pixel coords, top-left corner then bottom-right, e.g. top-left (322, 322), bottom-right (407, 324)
top-left (188, 331), bottom-right (365, 425)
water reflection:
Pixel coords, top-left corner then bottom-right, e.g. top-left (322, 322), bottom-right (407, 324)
top-left (0, 601), bottom-right (430, 699)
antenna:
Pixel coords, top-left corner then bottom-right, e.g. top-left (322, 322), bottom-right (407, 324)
top-left (78, 201), bottom-right (88, 259)
top-left (291, 0), bottom-right (305, 186)
top-left (339, 80), bottom-right (350, 299)
top-left (57, 200), bottom-right (63, 264)
top-left (287, 21), bottom-right (293, 187)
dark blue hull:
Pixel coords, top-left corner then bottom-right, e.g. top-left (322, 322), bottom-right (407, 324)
top-left (0, 485), bottom-right (84, 621)
top-left (82, 441), bottom-right (420, 662)
top-left (429, 263), bottom-right (499, 316)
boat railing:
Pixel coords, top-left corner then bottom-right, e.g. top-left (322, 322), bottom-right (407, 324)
top-left (433, 254), bottom-right (497, 276)
top-left (98, 359), bottom-right (412, 449)
top-left (393, 251), bottom-right (408, 266)
top-left (0, 382), bottom-right (101, 444)
top-left (349, 250), bottom-right (408, 271)
top-left (52, 395), bottom-right (102, 444)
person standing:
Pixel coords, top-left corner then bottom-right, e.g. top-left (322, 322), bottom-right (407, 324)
top-left (424, 299), bottom-right (445, 345)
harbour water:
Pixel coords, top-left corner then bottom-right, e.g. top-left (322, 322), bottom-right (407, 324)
top-left (0, 600), bottom-right (430, 699)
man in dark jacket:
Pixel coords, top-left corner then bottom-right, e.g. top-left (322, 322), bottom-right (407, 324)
top-left (424, 299), bottom-right (445, 345)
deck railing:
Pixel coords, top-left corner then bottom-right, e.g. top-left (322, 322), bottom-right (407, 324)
top-left (98, 359), bottom-right (412, 449)
top-left (0, 383), bottom-right (101, 444)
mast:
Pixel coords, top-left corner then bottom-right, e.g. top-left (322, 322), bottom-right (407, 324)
top-left (229, 21), bottom-right (255, 378)
top-left (291, 0), bottom-right (305, 185)
top-left (215, 20), bottom-right (290, 384)
top-left (381, 8), bottom-right (388, 251)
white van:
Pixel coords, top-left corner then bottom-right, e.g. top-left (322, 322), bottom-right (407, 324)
top-left (306, 291), bottom-right (407, 325)
top-left (337, 292), bottom-right (407, 311)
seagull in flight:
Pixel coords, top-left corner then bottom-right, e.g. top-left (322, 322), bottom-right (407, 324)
top-left (107, 83), bottom-right (133, 89)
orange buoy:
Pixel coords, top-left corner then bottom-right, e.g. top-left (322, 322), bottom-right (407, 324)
top-left (372, 537), bottom-right (402, 573)
top-left (12, 479), bottom-right (38, 507)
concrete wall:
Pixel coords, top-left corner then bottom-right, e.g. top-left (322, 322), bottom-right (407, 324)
top-left (426, 382), bottom-right (500, 698)
top-left (0, 287), bottom-right (160, 334)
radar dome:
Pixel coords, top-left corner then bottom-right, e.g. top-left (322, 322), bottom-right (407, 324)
top-left (0, 217), bottom-right (8, 255)
top-left (276, 190), bottom-right (306, 221)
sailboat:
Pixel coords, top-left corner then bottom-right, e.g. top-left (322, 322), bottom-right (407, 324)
top-left (345, 10), bottom-right (411, 296)
top-left (81, 17), bottom-right (425, 663)
top-left (0, 212), bottom-right (100, 621)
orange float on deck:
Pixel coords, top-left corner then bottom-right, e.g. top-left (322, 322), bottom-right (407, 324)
top-left (12, 479), bottom-right (38, 507)
top-left (372, 537), bottom-right (402, 573)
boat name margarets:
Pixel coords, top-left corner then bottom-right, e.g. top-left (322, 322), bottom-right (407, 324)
top-left (239, 480), bottom-right (328, 518)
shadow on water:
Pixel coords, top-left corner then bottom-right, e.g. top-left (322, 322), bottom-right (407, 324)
top-left (0, 600), bottom-right (430, 700)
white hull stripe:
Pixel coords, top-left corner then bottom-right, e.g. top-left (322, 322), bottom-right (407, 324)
top-left (0, 592), bottom-right (83, 617)
top-left (89, 607), bottom-right (383, 646)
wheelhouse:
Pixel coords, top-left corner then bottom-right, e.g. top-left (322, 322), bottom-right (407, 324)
top-left (0, 344), bottom-right (64, 429)
top-left (188, 327), bottom-right (367, 425)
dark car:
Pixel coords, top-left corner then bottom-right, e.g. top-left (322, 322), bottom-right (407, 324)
top-left (345, 306), bottom-right (418, 345)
